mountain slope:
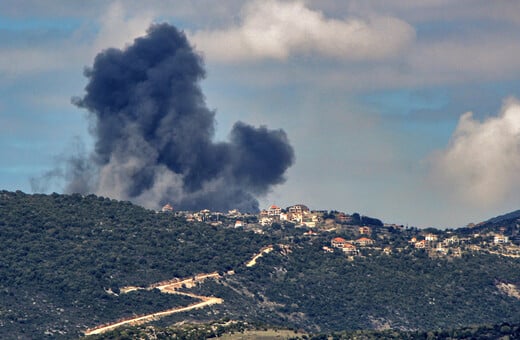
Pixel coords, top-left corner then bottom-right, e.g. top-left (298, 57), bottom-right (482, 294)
top-left (0, 191), bottom-right (270, 338)
top-left (187, 244), bottom-right (520, 332)
top-left (1, 191), bottom-right (520, 338)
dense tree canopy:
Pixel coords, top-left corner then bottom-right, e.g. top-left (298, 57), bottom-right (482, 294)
top-left (1, 191), bottom-right (519, 338)
top-left (0, 191), bottom-right (270, 338)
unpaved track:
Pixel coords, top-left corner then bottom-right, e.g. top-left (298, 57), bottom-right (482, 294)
top-left (84, 273), bottom-right (222, 336)
top-left (246, 245), bottom-right (273, 267)
top-left (84, 295), bottom-right (223, 335)
top-left (84, 246), bottom-right (274, 336)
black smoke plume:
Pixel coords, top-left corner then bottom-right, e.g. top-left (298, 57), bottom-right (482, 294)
top-left (63, 23), bottom-right (293, 212)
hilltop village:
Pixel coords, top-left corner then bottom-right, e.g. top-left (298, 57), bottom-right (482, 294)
top-left (161, 203), bottom-right (520, 260)
top-left (1, 191), bottom-right (520, 338)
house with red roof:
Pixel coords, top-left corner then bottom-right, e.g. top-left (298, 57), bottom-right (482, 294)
top-left (268, 205), bottom-right (281, 217)
top-left (331, 237), bottom-right (349, 248)
top-left (341, 243), bottom-right (358, 255)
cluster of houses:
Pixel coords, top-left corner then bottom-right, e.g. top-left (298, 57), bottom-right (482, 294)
top-left (259, 204), bottom-right (322, 227)
top-left (161, 203), bottom-right (335, 228)
top-left (326, 235), bottom-right (375, 256)
top-left (410, 231), bottom-right (519, 258)
top-left (409, 233), bottom-right (463, 256)
top-left (160, 202), bottom-right (520, 259)
top-left (327, 230), bottom-right (519, 259)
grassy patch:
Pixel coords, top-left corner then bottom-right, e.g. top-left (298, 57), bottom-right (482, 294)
top-left (219, 328), bottom-right (306, 339)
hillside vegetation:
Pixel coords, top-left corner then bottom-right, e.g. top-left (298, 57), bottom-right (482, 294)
top-left (188, 245), bottom-right (520, 332)
top-left (85, 320), bottom-right (520, 339)
top-left (1, 191), bottom-right (520, 339)
top-left (0, 191), bottom-right (269, 338)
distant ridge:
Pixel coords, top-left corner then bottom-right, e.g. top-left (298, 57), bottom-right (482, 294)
top-left (485, 209), bottom-right (520, 225)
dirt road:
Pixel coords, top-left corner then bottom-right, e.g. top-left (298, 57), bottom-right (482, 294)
top-left (84, 246), bottom-right (273, 335)
top-left (246, 245), bottom-right (273, 267)
top-left (84, 295), bottom-right (223, 335)
top-left (84, 272), bottom-right (222, 336)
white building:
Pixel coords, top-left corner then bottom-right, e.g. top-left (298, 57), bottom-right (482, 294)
top-left (494, 234), bottom-right (509, 244)
top-left (268, 205), bottom-right (281, 216)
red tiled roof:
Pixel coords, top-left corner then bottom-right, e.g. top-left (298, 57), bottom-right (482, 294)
top-left (332, 237), bottom-right (347, 243)
top-left (357, 237), bottom-right (373, 242)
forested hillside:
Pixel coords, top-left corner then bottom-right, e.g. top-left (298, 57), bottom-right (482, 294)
top-left (188, 244), bottom-right (520, 332)
top-left (0, 191), bottom-right (270, 338)
top-left (86, 320), bottom-right (520, 339)
top-left (1, 191), bottom-right (520, 339)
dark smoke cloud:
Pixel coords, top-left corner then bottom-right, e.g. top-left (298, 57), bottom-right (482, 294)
top-left (56, 23), bottom-right (293, 212)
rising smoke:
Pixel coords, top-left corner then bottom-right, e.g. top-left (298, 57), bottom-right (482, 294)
top-left (39, 23), bottom-right (294, 212)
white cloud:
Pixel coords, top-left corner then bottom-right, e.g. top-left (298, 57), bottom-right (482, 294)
top-left (189, 0), bottom-right (415, 62)
top-left (92, 1), bottom-right (154, 53)
top-left (429, 98), bottom-right (520, 206)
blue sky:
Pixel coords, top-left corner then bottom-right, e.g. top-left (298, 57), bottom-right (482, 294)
top-left (2, 0), bottom-right (520, 228)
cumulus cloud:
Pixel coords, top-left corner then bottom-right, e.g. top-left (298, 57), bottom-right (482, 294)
top-left (189, 0), bottom-right (415, 62)
top-left (92, 1), bottom-right (154, 52)
top-left (429, 98), bottom-right (520, 206)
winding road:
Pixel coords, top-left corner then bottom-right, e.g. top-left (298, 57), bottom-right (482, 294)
top-left (84, 246), bottom-right (274, 336)
top-left (84, 273), bottom-right (223, 336)
top-left (84, 295), bottom-right (223, 335)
